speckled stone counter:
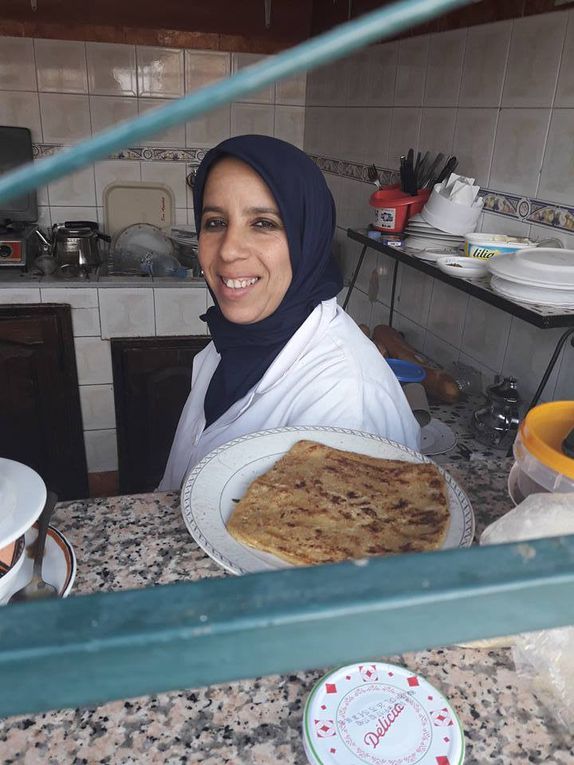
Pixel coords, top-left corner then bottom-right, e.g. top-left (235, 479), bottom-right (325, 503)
top-left (427, 395), bottom-right (510, 468)
top-left (1, 459), bottom-right (572, 764)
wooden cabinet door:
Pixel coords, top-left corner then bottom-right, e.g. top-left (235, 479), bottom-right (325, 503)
top-left (0, 304), bottom-right (88, 500)
top-left (112, 336), bottom-right (210, 494)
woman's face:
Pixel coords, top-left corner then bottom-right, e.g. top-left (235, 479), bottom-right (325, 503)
top-left (199, 157), bottom-right (292, 325)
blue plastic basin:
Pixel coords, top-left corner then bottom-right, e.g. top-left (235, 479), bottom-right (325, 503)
top-left (386, 358), bottom-right (426, 383)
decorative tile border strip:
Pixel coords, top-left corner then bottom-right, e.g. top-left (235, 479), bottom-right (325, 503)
top-left (117, 147), bottom-right (206, 162)
top-left (33, 144), bottom-right (62, 159)
top-left (312, 153), bottom-right (574, 238)
top-left (33, 143), bottom-right (206, 164)
top-left (30, 145), bottom-right (574, 237)
top-left (481, 191), bottom-right (574, 234)
top-left (309, 154), bottom-right (399, 188)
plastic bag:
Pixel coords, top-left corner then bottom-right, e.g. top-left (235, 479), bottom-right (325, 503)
top-left (143, 251), bottom-right (188, 278)
top-left (112, 247), bottom-right (188, 278)
top-left (480, 493), bottom-right (574, 732)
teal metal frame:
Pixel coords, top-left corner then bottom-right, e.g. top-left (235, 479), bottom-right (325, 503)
top-left (1, 535), bottom-right (574, 717)
top-left (2, 0), bottom-right (573, 719)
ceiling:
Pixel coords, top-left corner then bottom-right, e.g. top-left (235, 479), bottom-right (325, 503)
top-left (0, 0), bottom-right (572, 52)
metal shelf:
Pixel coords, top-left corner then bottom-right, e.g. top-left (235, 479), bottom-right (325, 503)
top-left (346, 228), bottom-right (574, 330)
top-left (345, 228), bottom-right (574, 412)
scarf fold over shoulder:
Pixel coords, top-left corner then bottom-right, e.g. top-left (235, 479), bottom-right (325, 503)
top-left (193, 134), bottom-right (343, 427)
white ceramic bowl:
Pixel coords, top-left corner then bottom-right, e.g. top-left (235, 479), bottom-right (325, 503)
top-left (0, 534), bottom-right (26, 604)
top-left (421, 187), bottom-right (483, 235)
top-left (436, 255), bottom-right (489, 278)
top-left (409, 246), bottom-right (460, 263)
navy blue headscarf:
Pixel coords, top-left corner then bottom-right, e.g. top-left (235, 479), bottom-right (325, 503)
top-left (193, 135), bottom-right (343, 427)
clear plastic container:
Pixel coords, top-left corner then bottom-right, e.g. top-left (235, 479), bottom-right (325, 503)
top-left (510, 401), bottom-right (574, 503)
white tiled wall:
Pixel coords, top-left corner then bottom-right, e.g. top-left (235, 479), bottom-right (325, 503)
top-left (154, 287), bottom-right (209, 336)
top-left (79, 384), bottom-right (116, 430)
top-left (99, 288), bottom-right (156, 338)
top-left (306, 11), bottom-right (572, 182)
top-left (308, 9), bottom-right (574, 406)
top-left (0, 285), bottom-right (209, 474)
top-left (1, 13), bottom-right (574, 417)
top-left (0, 39), bottom-right (306, 232)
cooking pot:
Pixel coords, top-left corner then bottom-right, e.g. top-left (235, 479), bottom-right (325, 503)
top-left (52, 221), bottom-right (110, 277)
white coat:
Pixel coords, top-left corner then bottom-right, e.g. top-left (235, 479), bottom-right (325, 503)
top-left (158, 298), bottom-right (420, 491)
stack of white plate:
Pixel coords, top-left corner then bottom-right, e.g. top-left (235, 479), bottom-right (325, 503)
top-left (488, 248), bottom-right (574, 307)
top-left (403, 213), bottom-right (465, 253)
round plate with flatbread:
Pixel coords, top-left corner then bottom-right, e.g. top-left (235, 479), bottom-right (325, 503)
top-left (181, 426), bottom-right (475, 575)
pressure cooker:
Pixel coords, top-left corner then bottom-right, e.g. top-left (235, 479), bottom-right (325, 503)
top-left (52, 221), bottom-right (110, 277)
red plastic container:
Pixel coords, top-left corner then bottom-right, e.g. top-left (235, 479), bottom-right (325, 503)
top-left (369, 189), bottom-right (412, 233)
top-left (369, 187), bottom-right (431, 233)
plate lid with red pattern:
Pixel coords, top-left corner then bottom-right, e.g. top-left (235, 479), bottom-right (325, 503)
top-left (303, 662), bottom-right (464, 765)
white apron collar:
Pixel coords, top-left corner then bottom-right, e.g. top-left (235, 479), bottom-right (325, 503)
top-left (254, 298), bottom-right (337, 394)
top-left (203, 298), bottom-right (337, 431)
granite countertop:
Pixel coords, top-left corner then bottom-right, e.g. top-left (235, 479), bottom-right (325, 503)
top-left (1, 459), bottom-right (572, 764)
top-left (428, 396), bottom-right (510, 467)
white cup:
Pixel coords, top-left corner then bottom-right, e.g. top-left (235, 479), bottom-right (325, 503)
top-left (421, 187), bottom-right (483, 235)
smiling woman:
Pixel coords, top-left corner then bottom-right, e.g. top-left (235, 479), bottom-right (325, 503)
top-left (199, 156), bottom-right (293, 326)
top-left (158, 135), bottom-right (420, 492)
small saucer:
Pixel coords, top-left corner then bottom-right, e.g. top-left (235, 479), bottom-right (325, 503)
top-left (420, 418), bottom-right (457, 456)
top-left (1, 524), bottom-right (76, 606)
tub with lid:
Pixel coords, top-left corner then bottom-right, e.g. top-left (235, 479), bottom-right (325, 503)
top-left (464, 233), bottom-right (534, 260)
top-left (303, 661), bottom-right (464, 765)
top-left (510, 401), bottom-right (574, 505)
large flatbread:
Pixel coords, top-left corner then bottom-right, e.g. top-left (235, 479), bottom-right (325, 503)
top-left (226, 440), bottom-right (450, 565)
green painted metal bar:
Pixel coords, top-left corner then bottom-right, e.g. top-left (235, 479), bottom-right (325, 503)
top-left (1, 535), bottom-right (573, 718)
top-left (0, 0), bottom-right (474, 204)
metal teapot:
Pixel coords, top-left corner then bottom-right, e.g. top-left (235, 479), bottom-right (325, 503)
top-left (472, 377), bottom-right (521, 449)
top-left (52, 221), bottom-right (110, 277)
